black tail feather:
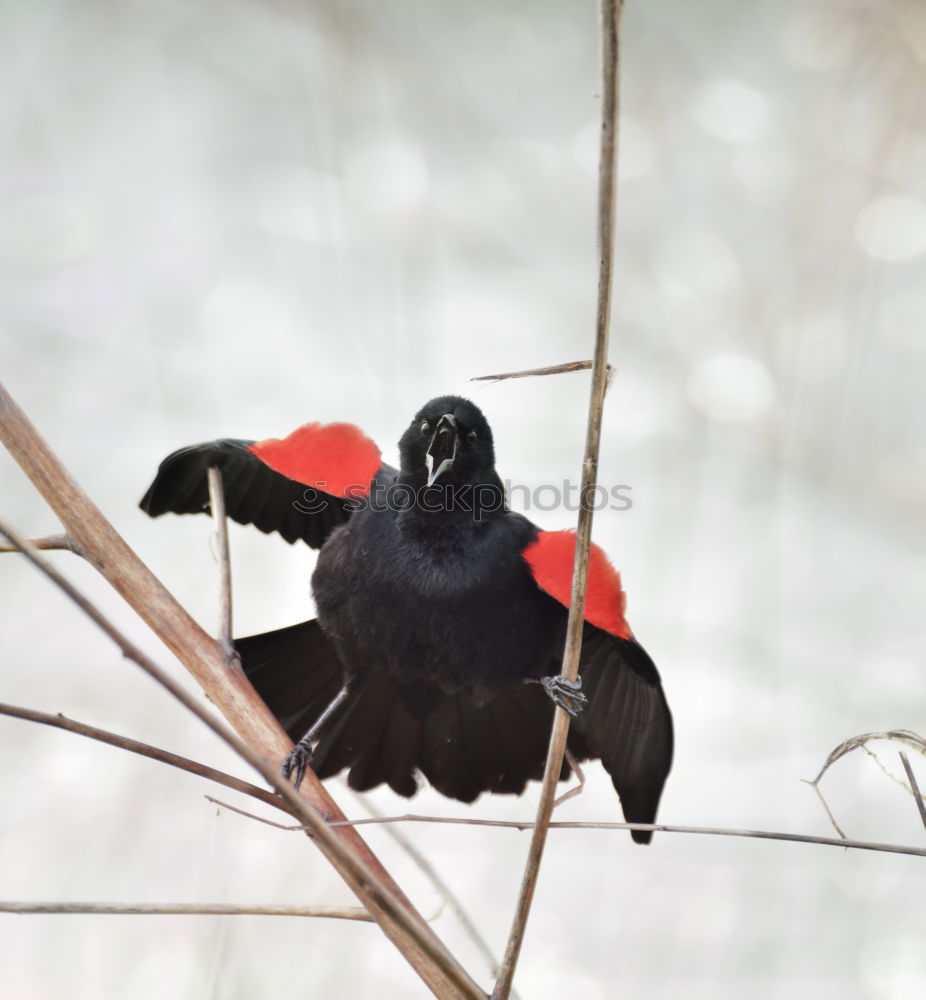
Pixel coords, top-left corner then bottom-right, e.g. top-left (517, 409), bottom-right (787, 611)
top-left (349, 693), bottom-right (421, 798)
top-left (235, 619), bottom-right (672, 844)
top-left (236, 619), bottom-right (344, 743)
top-left (234, 619), bottom-right (595, 808)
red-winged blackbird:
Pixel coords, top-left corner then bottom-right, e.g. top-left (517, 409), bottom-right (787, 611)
top-left (141, 395), bottom-right (672, 843)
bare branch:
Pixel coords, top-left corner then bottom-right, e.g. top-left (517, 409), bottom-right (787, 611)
top-left (0, 509), bottom-right (482, 1000)
top-left (0, 901), bottom-right (372, 920)
top-left (0, 532), bottom-right (84, 556)
top-left (899, 752), bottom-right (926, 831)
top-left (0, 702), bottom-right (281, 808)
top-left (207, 465), bottom-right (237, 663)
top-left (492, 4), bottom-right (623, 997)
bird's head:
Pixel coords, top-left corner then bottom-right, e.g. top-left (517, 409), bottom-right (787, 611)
top-left (398, 395), bottom-right (497, 487)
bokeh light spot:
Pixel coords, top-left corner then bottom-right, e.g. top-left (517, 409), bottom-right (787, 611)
top-left (688, 354), bottom-right (775, 421)
top-left (854, 195), bottom-right (926, 261)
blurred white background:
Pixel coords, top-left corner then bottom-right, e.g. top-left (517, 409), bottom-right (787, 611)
top-left (1, 0), bottom-right (925, 997)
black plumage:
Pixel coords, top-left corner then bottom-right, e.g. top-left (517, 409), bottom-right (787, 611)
top-left (141, 395), bottom-right (673, 843)
top-left (140, 438), bottom-right (352, 546)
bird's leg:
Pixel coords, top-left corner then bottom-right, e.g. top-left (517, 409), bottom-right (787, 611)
top-left (526, 673), bottom-right (588, 718)
top-left (281, 683), bottom-right (353, 789)
top-left (553, 749), bottom-right (586, 808)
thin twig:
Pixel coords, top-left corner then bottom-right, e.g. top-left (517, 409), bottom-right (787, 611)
top-left (324, 813), bottom-right (926, 858)
top-left (0, 383), bottom-right (482, 1000)
top-left (899, 753), bottom-right (926, 831)
top-left (0, 902), bottom-right (373, 920)
top-left (0, 702), bottom-right (280, 808)
top-left (471, 360), bottom-right (609, 382)
top-left (0, 532), bottom-right (84, 556)
top-left (809, 730), bottom-right (926, 785)
top-left (213, 803), bottom-right (926, 860)
top-left (0, 520), bottom-right (483, 1000)
top-left (207, 465), bottom-right (236, 663)
top-left (800, 779), bottom-right (847, 839)
top-left (805, 730), bottom-right (926, 837)
top-left (18, 712), bottom-right (910, 864)
top-left (492, 4), bottom-right (623, 997)
top-left (206, 795), bottom-right (300, 830)
top-left (208, 800), bottom-right (926, 859)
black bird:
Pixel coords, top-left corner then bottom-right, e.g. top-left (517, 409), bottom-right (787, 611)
top-left (140, 395), bottom-right (673, 843)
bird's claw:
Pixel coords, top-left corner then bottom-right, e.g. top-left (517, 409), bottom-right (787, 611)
top-left (281, 741), bottom-right (317, 789)
top-left (540, 675), bottom-right (587, 718)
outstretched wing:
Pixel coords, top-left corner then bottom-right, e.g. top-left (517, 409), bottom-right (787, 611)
top-left (522, 529), bottom-right (673, 842)
top-left (521, 528), bottom-right (632, 638)
top-left (139, 421), bottom-right (385, 548)
top-left (571, 628), bottom-right (673, 843)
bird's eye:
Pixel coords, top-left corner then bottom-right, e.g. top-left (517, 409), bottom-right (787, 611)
top-left (420, 421), bottom-right (431, 436)
top-left (467, 429), bottom-right (477, 444)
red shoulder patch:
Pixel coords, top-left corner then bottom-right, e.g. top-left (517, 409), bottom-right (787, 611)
top-left (249, 422), bottom-right (381, 499)
top-left (522, 529), bottom-right (631, 639)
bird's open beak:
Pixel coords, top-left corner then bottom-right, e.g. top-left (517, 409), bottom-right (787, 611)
top-left (425, 414), bottom-right (458, 486)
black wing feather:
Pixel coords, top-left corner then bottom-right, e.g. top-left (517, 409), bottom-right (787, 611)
top-left (139, 439), bottom-right (353, 548)
top-left (571, 629), bottom-right (674, 844)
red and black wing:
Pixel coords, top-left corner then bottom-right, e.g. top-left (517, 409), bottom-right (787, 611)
top-left (522, 530), bottom-right (674, 843)
top-left (140, 422), bottom-right (385, 548)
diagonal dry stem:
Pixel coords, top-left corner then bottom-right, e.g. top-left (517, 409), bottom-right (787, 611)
top-left (0, 385), bottom-right (483, 1000)
top-left (491, 3), bottom-right (623, 997)
top-left (207, 465), bottom-right (237, 662)
top-left (0, 520), bottom-right (483, 999)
